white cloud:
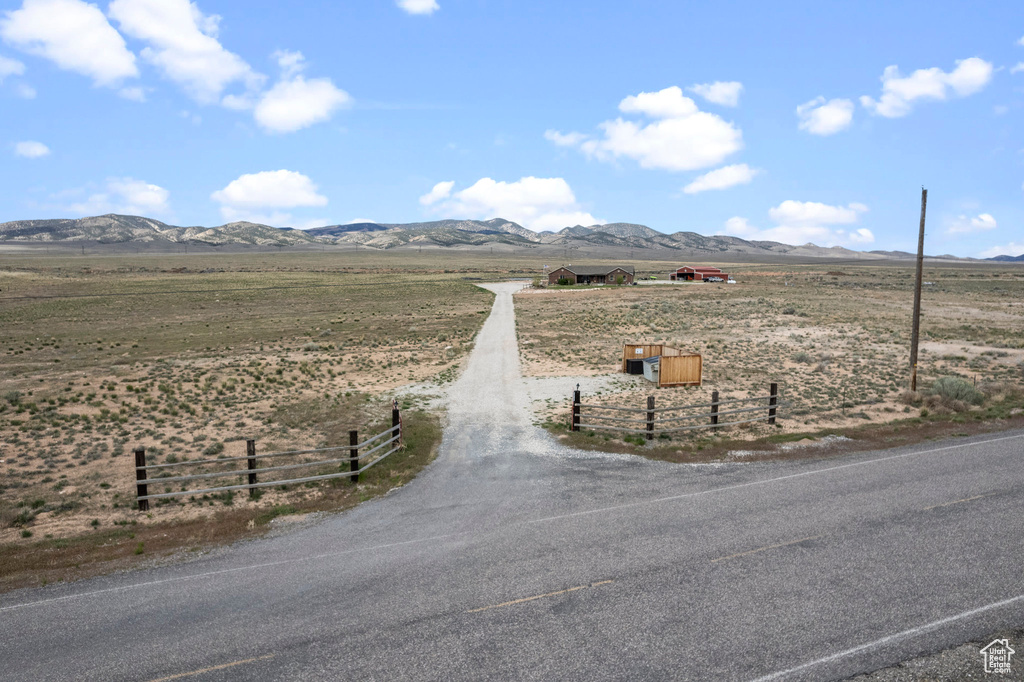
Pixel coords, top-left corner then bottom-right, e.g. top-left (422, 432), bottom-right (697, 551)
top-left (0, 53), bottom-right (25, 80)
top-left (422, 176), bottom-right (600, 232)
top-left (419, 180), bottom-right (454, 206)
top-left (245, 49), bottom-right (349, 132)
top-left (253, 75), bottom-right (350, 133)
top-left (583, 115), bottom-right (741, 171)
top-left (687, 81), bottom-right (743, 107)
top-left (553, 86), bottom-right (742, 172)
top-left (619, 86), bottom-right (698, 118)
top-left (860, 57), bottom-right (993, 118)
top-left (397, 0), bottom-right (439, 15)
top-left (979, 241), bottom-right (1024, 259)
top-left (272, 49), bottom-right (305, 78)
top-left (196, 50), bottom-right (352, 133)
top-left (14, 140), bottom-right (48, 157)
top-left (947, 212), bottom-right (997, 234)
top-left (1013, 63), bottom-right (1024, 75)
top-left (70, 177), bottom-right (170, 215)
top-left (0, 0), bottom-right (138, 87)
top-left (769, 200), bottom-right (867, 227)
top-left (682, 164), bottom-right (759, 194)
top-left (719, 200), bottom-right (872, 247)
top-left (544, 130), bottom-right (586, 147)
top-left (847, 228), bottom-right (875, 244)
top-left (108, 0), bottom-right (261, 104)
top-left (0, 53), bottom-right (34, 97)
top-left (211, 170), bottom-right (328, 221)
top-left (718, 215), bottom-right (874, 248)
top-left (720, 216), bottom-right (758, 238)
top-left (796, 97), bottom-right (854, 135)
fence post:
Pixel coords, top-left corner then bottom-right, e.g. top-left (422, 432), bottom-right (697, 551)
top-left (134, 447), bottom-right (149, 512)
top-left (646, 396), bottom-right (655, 441)
top-left (392, 402), bottom-right (401, 446)
top-left (349, 429), bottom-right (359, 483)
top-left (246, 439), bottom-right (257, 498)
top-left (572, 390), bottom-right (581, 432)
top-left (711, 390), bottom-right (719, 432)
top-left (768, 383), bottom-right (778, 425)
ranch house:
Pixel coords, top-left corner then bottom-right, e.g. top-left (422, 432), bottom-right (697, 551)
top-left (548, 265), bottom-right (635, 285)
top-left (669, 266), bottom-right (730, 282)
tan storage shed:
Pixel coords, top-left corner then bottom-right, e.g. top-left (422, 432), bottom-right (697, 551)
top-left (622, 344), bottom-right (702, 387)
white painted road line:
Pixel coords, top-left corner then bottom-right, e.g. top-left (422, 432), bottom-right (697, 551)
top-left (747, 592), bottom-right (1024, 682)
top-left (527, 432), bottom-right (1024, 525)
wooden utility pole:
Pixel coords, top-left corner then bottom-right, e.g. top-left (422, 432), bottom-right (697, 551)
top-left (909, 187), bottom-right (927, 391)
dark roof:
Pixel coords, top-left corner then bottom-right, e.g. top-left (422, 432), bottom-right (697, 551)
top-left (557, 265), bottom-right (635, 276)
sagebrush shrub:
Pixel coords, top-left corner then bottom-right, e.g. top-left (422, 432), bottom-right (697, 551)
top-left (929, 377), bottom-right (983, 412)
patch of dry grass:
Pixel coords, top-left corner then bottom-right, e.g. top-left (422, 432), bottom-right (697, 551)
top-left (516, 264), bottom-right (1024, 440)
top-left (0, 409), bottom-right (442, 592)
top-left (0, 257), bottom-right (492, 548)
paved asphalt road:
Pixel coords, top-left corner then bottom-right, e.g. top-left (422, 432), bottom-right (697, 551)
top-left (2, 282), bottom-right (1022, 681)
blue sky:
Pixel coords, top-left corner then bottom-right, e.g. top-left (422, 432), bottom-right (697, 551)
top-left (0, 0), bottom-right (1022, 257)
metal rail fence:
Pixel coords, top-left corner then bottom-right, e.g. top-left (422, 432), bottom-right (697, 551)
top-left (133, 406), bottom-right (403, 511)
top-left (570, 384), bottom-right (782, 440)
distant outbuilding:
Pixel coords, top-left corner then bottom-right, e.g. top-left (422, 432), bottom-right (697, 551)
top-left (669, 266), bottom-right (729, 282)
top-left (548, 265), bottom-right (635, 285)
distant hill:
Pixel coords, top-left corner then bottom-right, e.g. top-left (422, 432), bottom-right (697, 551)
top-left (987, 253), bottom-right (1024, 262)
top-left (868, 250), bottom-right (916, 259)
top-left (0, 214), bottom-right (318, 247)
top-left (0, 213), bottom-right (991, 261)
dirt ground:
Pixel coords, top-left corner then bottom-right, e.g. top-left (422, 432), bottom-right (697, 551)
top-left (514, 264), bottom-right (1024, 446)
top-left (0, 256), bottom-right (494, 548)
top-left (3, 252), bottom-right (1022, 585)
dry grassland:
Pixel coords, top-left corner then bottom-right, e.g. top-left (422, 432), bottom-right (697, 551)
top-left (0, 252), bottom-right (495, 559)
top-left (3, 248), bottom-right (1022, 587)
top-left (515, 264), bottom-right (1024, 448)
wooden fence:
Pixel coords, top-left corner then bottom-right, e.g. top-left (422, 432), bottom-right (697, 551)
top-left (570, 384), bottom-right (781, 440)
top-left (133, 406), bottom-right (402, 511)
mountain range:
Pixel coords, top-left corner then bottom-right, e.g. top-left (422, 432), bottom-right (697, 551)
top-left (0, 214), bottom-right (1018, 261)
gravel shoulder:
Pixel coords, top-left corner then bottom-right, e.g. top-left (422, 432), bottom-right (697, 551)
top-left (848, 627), bottom-right (1023, 681)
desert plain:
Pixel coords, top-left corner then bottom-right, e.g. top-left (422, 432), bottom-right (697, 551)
top-left (0, 248), bottom-right (1022, 589)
